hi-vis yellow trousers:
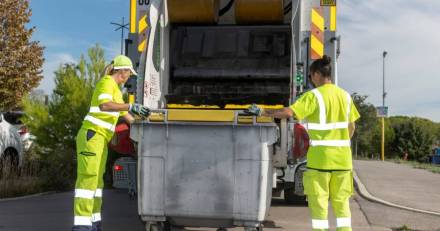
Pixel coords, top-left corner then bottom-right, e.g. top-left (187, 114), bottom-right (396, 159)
top-left (73, 128), bottom-right (108, 229)
top-left (303, 169), bottom-right (354, 231)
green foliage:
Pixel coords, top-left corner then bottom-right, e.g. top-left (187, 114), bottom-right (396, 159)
top-left (22, 45), bottom-right (105, 190)
top-left (0, 0), bottom-right (44, 111)
top-left (351, 93), bottom-right (380, 157)
top-left (351, 93), bottom-right (437, 162)
top-left (389, 117), bottom-right (436, 162)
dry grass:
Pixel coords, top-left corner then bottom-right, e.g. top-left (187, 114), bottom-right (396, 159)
top-left (0, 158), bottom-right (44, 198)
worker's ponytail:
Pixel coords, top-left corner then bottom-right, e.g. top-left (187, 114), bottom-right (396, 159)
top-left (310, 55), bottom-right (332, 78)
top-left (102, 62), bottom-right (115, 76)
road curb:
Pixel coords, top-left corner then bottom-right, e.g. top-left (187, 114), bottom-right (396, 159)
top-left (353, 171), bottom-right (440, 217)
top-left (0, 191), bottom-right (57, 202)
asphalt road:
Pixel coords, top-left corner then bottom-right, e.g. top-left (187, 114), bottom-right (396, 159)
top-left (0, 190), bottom-right (388, 231)
top-left (354, 160), bottom-right (440, 231)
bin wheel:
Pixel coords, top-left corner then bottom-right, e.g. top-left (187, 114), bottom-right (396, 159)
top-left (244, 227), bottom-right (262, 231)
top-left (128, 190), bottom-right (136, 200)
top-left (145, 222), bottom-right (170, 231)
top-left (284, 187), bottom-right (306, 205)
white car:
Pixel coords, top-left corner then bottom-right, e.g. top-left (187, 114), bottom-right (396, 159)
top-left (0, 112), bottom-right (23, 169)
top-left (2, 111), bottom-right (34, 151)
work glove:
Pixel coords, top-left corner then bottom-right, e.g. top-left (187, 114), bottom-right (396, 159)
top-left (129, 103), bottom-right (150, 117)
top-left (243, 104), bottom-right (263, 116)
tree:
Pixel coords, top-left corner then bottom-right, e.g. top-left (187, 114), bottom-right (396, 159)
top-left (351, 93), bottom-right (378, 157)
top-left (389, 116), bottom-right (436, 162)
top-left (0, 0), bottom-right (44, 111)
top-left (22, 45), bottom-right (104, 189)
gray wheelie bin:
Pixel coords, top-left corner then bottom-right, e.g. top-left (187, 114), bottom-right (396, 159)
top-left (130, 112), bottom-right (278, 231)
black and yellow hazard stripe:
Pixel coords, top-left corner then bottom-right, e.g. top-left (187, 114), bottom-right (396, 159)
top-left (310, 7), bottom-right (324, 60)
top-left (138, 12), bottom-right (149, 53)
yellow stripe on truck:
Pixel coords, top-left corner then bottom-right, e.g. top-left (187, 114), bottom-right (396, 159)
top-left (167, 109), bottom-right (235, 122)
top-left (167, 104), bottom-right (285, 109)
top-left (130, 0), bottom-right (136, 33)
top-left (330, 6), bottom-right (337, 31)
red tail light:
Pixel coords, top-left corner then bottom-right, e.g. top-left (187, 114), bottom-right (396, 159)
top-left (19, 126), bottom-right (28, 136)
top-left (114, 165), bottom-right (123, 171)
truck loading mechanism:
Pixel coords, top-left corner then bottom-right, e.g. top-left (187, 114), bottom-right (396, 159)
top-left (123, 0), bottom-right (340, 230)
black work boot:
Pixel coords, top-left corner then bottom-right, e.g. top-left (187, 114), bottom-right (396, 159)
top-left (72, 225), bottom-right (93, 231)
top-left (92, 221), bottom-right (102, 231)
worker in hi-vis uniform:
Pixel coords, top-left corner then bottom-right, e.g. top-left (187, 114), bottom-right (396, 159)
top-left (72, 55), bottom-right (150, 231)
top-left (246, 55), bottom-right (360, 231)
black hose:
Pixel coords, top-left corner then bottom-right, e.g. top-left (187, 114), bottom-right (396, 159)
top-left (219, 0), bottom-right (234, 17)
top-left (277, 168), bottom-right (285, 179)
top-left (284, 2), bottom-right (292, 15)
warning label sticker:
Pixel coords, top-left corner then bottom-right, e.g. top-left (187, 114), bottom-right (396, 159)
top-left (320, 0), bottom-right (336, 6)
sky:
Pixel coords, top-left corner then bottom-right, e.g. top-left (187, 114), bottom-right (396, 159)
top-left (29, 0), bottom-right (440, 122)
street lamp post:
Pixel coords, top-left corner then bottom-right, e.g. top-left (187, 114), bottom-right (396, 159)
top-left (111, 17), bottom-right (129, 55)
top-left (383, 51), bottom-right (387, 107)
top-left (381, 51), bottom-right (388, 161)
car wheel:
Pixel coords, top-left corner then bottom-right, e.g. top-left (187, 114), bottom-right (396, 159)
top-left (0, 148), bottom-right (19, 177)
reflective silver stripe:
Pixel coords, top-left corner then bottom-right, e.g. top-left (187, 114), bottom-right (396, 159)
top-left (92, 213), bottom-right (102, 222)
top-left (312, 219), bottom-right (329, 229)
top-left (308, 89), bottom-right (350, 131)
top-left (75, 189), bottom-right (95, 199)
top-left (113, 65), bottom-right (133, 70)
top-left (307, 122), bottom-right (349, 130)
top-left (95, 189), bottom-right (103, 198)
top-left (311, 89), bottom-right (326, 124)
top-left (98, 93), bottom-right (113, 100)
top-left (74, 216), bottom-right (92, 226)
top-left (310, 140), bottom-right (351, 147)
top-left (346, 92), bottom-right (351, 121)
top-left (84, 115), bottom-right (115, 132)
top-left (308, 89), bottom-right (353, 146)
top-left (89, 107), bottom-right (120, 117)
top-left (337, 217), bottom-right (351, 227)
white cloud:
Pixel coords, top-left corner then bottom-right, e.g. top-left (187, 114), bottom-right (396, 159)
top-left (37, 53), bottom-right (76, 94)
top-left (36, 38), bottom-right (121, 95)
top-left (338, 0), bottom-right (440, 122)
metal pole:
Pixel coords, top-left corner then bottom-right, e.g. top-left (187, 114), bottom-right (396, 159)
top-left (381, 51), bottom-right (387, 161)
top-left (383, 51), bottom-right (387, 107)
top-left (111, 17), bottom-right (129, 55)
top-left (381, 117), bottom-right (385, 161)
top-left (121, 17), bottom-right (125, 54)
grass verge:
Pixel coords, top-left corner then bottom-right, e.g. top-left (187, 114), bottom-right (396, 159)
top-left (0, 158), bottom-right (45, 199)
top-left (391, 159), bottom-right (440, 174)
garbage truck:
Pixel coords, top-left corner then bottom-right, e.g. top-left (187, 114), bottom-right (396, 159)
top-left (122, 0), bottom-right (340, 230)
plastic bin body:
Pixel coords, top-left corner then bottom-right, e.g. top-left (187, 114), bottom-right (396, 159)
top-left (432, 155), bottom-right (440, 165)
top-left (113, 157), bottom-right (137, 194)
top-left (131, 122), bottom-right (277, 228)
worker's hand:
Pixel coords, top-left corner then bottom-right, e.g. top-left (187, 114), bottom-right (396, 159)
top-left (129, 103), bottom-right (150, 117)
top-left (244, 104), bottom-right (263, 116)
